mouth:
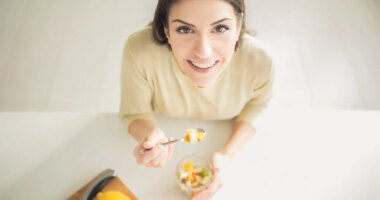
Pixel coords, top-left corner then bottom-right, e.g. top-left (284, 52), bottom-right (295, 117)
top-left (187, 60), bottom-right (219, 73)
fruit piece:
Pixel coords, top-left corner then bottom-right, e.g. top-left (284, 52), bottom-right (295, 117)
top-left (183, 133), bottom-right (191, 142)
top-left (200, 169), bottom-right (209, 177)
top-left (183, 161), bottom-right (193, 172)
top-left (183, 129), bottom-right (206, 144)
top-left (196, 131), bottom-right (206, 141)
top-left (193, 166), bottom-right (202, 173)
top-left (177, 157), bottom-right (212, 196)
top-left (96, 191), bottom-right (131, 200)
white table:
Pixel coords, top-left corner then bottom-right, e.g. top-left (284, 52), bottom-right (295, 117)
top-left (0, 108), bottom-right (379, 200)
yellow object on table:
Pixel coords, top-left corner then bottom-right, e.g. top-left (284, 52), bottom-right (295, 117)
top-left (97, 191), bottom-right (131, 200)
top-left (67, 169), bottom-right (138, 200)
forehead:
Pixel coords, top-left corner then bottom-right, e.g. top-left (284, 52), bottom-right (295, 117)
top-left (168, 0), bottom-right (236, 23)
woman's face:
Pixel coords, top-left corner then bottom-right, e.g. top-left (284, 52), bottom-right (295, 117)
top-left (165, 0), bottom-right (241, 87)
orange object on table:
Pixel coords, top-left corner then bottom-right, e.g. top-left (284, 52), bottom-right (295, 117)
top-left (67, 169), bottom-right (138, 200)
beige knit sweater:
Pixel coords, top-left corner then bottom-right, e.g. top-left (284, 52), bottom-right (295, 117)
top-left (119, 26), bottom-right (274, 128)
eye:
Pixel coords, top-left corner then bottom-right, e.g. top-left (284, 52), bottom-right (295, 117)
top-left (214, 25), bottom-right (229, 33)
top-left (176, 26), bottom-right (193, 34)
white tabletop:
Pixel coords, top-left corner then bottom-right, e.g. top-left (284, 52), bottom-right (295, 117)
top-left (0, 108), bottom-right (379, 200)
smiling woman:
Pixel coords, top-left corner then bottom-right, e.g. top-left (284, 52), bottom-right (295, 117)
top-left (119, 0), bottom-right (274, 199)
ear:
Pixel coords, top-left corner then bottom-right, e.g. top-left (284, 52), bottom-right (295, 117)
top-left (164, 27), bottom-right (170, 43)
top-left (234, 22), bottom-right (243, 51)
top-left (236, 22), bottom-right (243, 41)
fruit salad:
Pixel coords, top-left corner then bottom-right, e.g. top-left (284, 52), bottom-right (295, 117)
top-left (176, 156), bottom-right (212, 196)
top-left (183, 129), bottom-right (206, 144)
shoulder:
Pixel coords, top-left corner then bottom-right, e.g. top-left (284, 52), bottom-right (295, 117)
top-left (235, 33), bottom-right (274, 76)
top-left (232, 33), bottom-right (275, 87)
top-left (237, 33), bottom-right (273, 65)
top-left (124, 26), bottom-right (169, 61)
top-left (126, 26), bottom-right (154, 49)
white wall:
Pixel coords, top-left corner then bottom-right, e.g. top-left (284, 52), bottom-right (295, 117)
top-left (0, 0), bottom-right (156, 111)
top-left (246, 0), bottom-right (380, 110)
top-left (1, 0), bottom-right (379, 111)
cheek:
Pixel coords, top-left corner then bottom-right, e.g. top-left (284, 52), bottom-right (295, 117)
top-left (214, 35), bottom-right (237, 55)
top-left (170, 38), bottom-right (192, 58)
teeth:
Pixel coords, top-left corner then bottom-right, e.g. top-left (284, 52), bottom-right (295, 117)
top-left (191, 61), bottom-right (216, 69)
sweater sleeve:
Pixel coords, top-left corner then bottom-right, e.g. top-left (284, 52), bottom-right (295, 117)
top-left (235, 60), bottom-right (274, 128)
top-left (118, 39), bottom-right (155, 129)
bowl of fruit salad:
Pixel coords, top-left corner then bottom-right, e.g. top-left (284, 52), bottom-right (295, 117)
top-left (176, 155), bottom-right (212, 196)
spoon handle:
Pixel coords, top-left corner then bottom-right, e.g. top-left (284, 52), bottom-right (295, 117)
top-left (140, 138), bottom-right (180, 154)
top-left (161, 138), bottom-right (180, 146)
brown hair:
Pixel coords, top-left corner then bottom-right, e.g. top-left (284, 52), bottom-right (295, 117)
top-left (151, 0), bottom-right (247, 46)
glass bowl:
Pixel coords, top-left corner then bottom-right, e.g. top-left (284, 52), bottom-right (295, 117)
top-left (176, 155), bottom-right (212, 196)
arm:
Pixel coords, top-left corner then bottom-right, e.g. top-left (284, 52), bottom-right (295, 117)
top-left (119, 38), bottom-right (173, 167)
top-left (222, 58), bottom-right (274, 158)
top-left (190, 122), bottom-right (255, 200)
top-left (219, 121), bottom-right (255, 158)
top-left (127, 118), bottom-right (174, 168)
top-left (128, 118), bottom-right (159, 142)
top-left (191, 57), bottom-right (274, 200)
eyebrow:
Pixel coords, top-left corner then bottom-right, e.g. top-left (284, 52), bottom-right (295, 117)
top-left (171, 18), bottom-right (232, 27)
top-left (211, 18), bottom-right (232, 25)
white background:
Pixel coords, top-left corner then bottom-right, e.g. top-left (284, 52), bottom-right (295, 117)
top-left (1, 0), bottom-right (379, 111)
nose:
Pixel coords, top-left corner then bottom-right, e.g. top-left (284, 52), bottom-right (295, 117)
top-left (193, 34), bottom-right (212, 59)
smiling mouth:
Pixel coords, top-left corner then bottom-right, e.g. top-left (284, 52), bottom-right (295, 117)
top-left (188, 60), bottom-right (219, 69)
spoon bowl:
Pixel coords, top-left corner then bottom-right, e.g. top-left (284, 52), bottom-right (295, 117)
top-left (162, 128), bottom-right (206, 146)
top-left (140, 128), bottom-right (206, 154)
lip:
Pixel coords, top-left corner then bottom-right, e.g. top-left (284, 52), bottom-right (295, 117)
top-left (187, 60), bottom-right (219, 74)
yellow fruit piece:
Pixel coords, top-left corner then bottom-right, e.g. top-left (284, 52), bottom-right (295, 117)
top-left (183, 161), bottom-right (193, 172)
top-left (96, 191), bottom-right (131, 200)
top-left (186, 173), bottom-right (194, 182)
top-left (196, 131), bottom-right (205, 141)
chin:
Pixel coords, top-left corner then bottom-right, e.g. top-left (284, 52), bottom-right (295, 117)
top-left (192, 78), bottom-right (217, 88)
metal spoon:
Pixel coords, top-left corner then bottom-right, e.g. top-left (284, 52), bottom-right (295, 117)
top-left (140, 128), bottom-right (206, 154)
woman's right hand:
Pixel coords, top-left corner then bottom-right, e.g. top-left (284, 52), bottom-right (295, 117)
top-left (133, 129), bottom-right (174, 167)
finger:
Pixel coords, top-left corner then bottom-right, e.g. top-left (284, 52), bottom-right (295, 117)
top-left (148, 151), bottom-right (165, 167)
top-left (191, 166), bottom-right (222, 199)
top-left (135, 144), bottom-right (161, 166)
top-left (133, 142), bottom-right (147, 165)
top-left (191, 181), bottom-right (219, 200)
top-left (149, 138), bottom-right (171, 167)
top-left (210, 166), bottom-right (222, 188)
top-left (157, 137), bottom-right (174, 166)
top-left (190, 187), bottom-right (213, 200)
top-left (142, 141), bottom-right (154, 150)
top-left (133, 140), bottom-right (145, 157)
top-left (135, 151), bottom-right (148, 165)
top-left (143, 132), bottom-right (166, 149)
top-left (141, 135), bottom-right (169, 154)
top-left (141, 144), bottom-right (163, 164)
top-left (150, 145), bottom-right (166, 165)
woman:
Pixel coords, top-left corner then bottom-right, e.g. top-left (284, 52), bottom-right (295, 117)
top-left (119, 0), bottom-right (274, 199)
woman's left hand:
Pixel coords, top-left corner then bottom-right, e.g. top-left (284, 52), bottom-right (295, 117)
top-left (190, 152), bottom-right (229, 200)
